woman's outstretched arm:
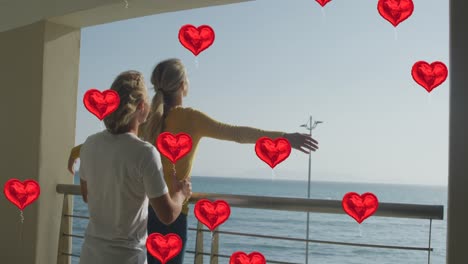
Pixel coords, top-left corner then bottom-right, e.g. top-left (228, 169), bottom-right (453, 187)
top-left (188, 108), bottom-right (318, 153)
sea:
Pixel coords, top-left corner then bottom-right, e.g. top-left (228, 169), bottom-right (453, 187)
top-left (71, 175), bottom-right (447, 264)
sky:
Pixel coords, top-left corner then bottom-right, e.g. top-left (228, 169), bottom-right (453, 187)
top-left (74, 0), bottom-right (449, 186)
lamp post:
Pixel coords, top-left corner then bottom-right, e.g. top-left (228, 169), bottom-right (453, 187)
top-left (300, 116), bottom-right (323, 264)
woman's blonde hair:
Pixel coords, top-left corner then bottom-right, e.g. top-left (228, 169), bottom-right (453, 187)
top-left (104, 70), bottom-right (147, 134)
top-left (140, 58), bottom-right (188, 143)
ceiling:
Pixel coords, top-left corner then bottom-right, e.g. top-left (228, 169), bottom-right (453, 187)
top-left (0, 0), bottom-right (253, 33)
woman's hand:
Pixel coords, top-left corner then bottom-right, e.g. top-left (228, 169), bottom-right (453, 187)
top-left (179, 179), bottom-right (192, 200)
top-left (68, 153), bottom-right (77, 174)
top-left (171, 170), bottom-right (193, 204)
top-left (173, 179), bottom-right (192, 205)
top-left (284, 133), bottom-right (319, 154)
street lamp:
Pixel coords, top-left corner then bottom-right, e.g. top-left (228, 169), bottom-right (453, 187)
top-left (300, 116), bottom-right (323, 264)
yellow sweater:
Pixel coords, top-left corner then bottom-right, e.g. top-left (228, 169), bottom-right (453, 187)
top-left (70, 107), bottom-right (284, 214)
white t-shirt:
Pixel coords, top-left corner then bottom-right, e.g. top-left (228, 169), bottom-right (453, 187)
top-left (78, 130), bottom-right (168, 264)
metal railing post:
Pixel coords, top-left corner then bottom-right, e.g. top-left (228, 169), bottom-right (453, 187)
top-left (56, 194), bottom-right (72, 264)
top-left (194, 221), bottom-right (204, 264)
top-left (428, 219), bottom-right (433, 264)
top-left (210, 227), bottom-right (219, 264)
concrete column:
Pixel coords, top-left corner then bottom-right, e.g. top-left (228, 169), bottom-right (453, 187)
top-left (0, 21), bottom-right (80, 264)
top-left (447, 1), bottom-right (468, 263)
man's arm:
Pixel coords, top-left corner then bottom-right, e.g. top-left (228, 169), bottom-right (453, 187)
top-left (148, 190), bottom-right (187, 225)
top-left (141, 146), bottom-right (191, 225)
top-left (80, 178), bottom-right (88, 203)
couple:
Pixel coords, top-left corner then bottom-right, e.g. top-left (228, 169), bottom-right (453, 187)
top-left (70, 58), bottom-right (319, 264)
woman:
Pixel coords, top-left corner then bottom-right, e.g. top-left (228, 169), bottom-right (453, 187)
top-left (77, 70), bottom-right (192, 264)
top-left (70, 59), bottom-right (319, 264)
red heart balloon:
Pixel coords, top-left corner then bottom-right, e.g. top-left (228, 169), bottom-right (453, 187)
top-left (411, 61), bottom-right (448, 93)
top-left (316, 0), bottom-right (332, 7)
top-left (83, 89), bottom-right (120, 120)
top-left (342, 192), bottom-right (379, 224)
top-left (230, 251), bottom-right (266, 264)
top-left (3, 179), bottom-right (40, 210)
top-left (156, 132), bottom-right (192, 164)
top-left (255, 137), bottom-right (291, 169)
top-left (194, 199), bottom-right (231, 231)
top-left (146, 233), bottom-right (182, 264)
top-left (377, 0), bottom-right (414, 27)
top-left (178, 24), bottom-right (215, 56)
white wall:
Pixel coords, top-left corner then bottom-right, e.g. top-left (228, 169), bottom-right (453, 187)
top-left (447, 1), bottom-right (468, 263)
top-left (0, 21), bottom-right (80, 264)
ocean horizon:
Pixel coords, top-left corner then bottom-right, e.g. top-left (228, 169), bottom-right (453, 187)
top-left (71, 175), bottom-right (447, 264)
top-left (188, 175), bottom-right (447, 187)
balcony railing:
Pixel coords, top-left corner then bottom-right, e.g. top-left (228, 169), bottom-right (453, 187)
top-left (55, 184), bottom-right (444, 264)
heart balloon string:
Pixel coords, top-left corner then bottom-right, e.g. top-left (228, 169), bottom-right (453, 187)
top-left (18, 218), bottom-right (24, 262)
top-left (209, 236), bottom-right (214, 259)
top-left (271, 169), bottom-right (276, 181)
top-left (194, 57), bottom-right (199, 69)
top-left (394, 27), bottom-right (398, 41)
top-left (124, 0), bottom-right (128, 8)
top-left (358, 224), bottom-right (363, 237)
top-left (171, 164), bottom-right (177, 180)
top-left (18, 211), bottom-right (24, 244)
top-left (19, 211), bottom-right (24, 256)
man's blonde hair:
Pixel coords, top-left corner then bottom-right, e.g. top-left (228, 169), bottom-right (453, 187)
top-left (104, 70), bottom-right (147, 134)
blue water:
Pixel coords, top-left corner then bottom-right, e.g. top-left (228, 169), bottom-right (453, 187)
top-left (71, 176), bottom-right (447, 264)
